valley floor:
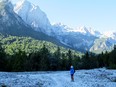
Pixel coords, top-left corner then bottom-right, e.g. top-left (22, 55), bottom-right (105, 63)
top-left (0, 68), bottom-right (116, 87)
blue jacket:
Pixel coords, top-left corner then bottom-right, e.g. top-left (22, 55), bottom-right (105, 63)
top-left (70, 68), bottom-right (75, 74)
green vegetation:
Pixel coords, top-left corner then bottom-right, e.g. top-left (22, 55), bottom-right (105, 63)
top-left (0, 34), bottom-right (82, 71)
top-left (78, 49), bottom-right (116, 69)
top-left (0, 34), bottom-right (116, 72)
top-left (0, 34), bottom-right (81, 56)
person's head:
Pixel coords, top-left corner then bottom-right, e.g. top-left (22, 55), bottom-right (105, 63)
top-left (71, 65), bottom-right (73, 68)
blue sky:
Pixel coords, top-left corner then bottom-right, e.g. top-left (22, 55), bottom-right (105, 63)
top-left (11, 0), bottom-right (116, 32)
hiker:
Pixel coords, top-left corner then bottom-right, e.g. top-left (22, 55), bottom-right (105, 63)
top-left (70, 65), bottom-right (75, 82)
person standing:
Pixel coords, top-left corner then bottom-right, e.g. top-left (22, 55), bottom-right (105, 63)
top-left (70, 65), bottom-right (75, 82)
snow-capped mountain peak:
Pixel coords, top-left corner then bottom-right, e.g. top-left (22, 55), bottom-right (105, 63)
top-left (103, 31), bottom-right (113, 37)
top-left (77, 26), bottom-right (92, 33)
top-left (14, 0), bottom-right (31, 11)
top-left (14, 0), bottom-right (39, 15)
top-left (102, 31), bottom-right (116, 40)
top-left (14, 0), bottom-right (52, 35)
top-left (52, 23), bottom-right (73, 32)
top-left (73, 26), bottom-right (101, 37)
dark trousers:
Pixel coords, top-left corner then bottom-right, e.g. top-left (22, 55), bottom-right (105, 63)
top-left (71, 74), bottom-right (74, 81)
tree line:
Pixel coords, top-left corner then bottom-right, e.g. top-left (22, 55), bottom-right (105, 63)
top-left (0, 44), bottom-right (80, 71)
top-left (77, 46), bottom-right (116, 69)
top-left (0, 43), bottom-right (116, 72)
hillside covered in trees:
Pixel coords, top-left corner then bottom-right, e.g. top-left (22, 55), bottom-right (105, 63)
top-left (0, 34), bottom-right (82, 71)
top-left (0, 34), bottom-right (116, 72)
top-left (0, 34), bottom-right (81, 55)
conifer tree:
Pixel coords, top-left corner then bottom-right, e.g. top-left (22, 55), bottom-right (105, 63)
top-left (61, 53), bottom-right (67, 70)
top-left (39, 45), bottom-right (50, 71)
top-left (109, 49), bottom-right (116, 69)
top-left (67, 49), bottom-right (72, 69)
top-left (54, 46), bottom-right (62, 70)
top-left (12, 49), bottom-right (27, 71)
top-left (0, 43), bottom-right (6, 71)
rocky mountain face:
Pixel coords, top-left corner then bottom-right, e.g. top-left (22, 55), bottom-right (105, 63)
top-left (13, 0), bottom-right (116, 53)
top-left (14, 0), bottom-right (53, 35)
top-left (0, 0), bottom-right (28, 34)
top-left (90, 32), bottom-right (116, 53)
top-left (0, 0), bottom-right (65, 47)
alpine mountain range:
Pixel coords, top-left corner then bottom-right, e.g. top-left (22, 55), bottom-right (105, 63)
top-left (1, 0), bottom-right (116, 53)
